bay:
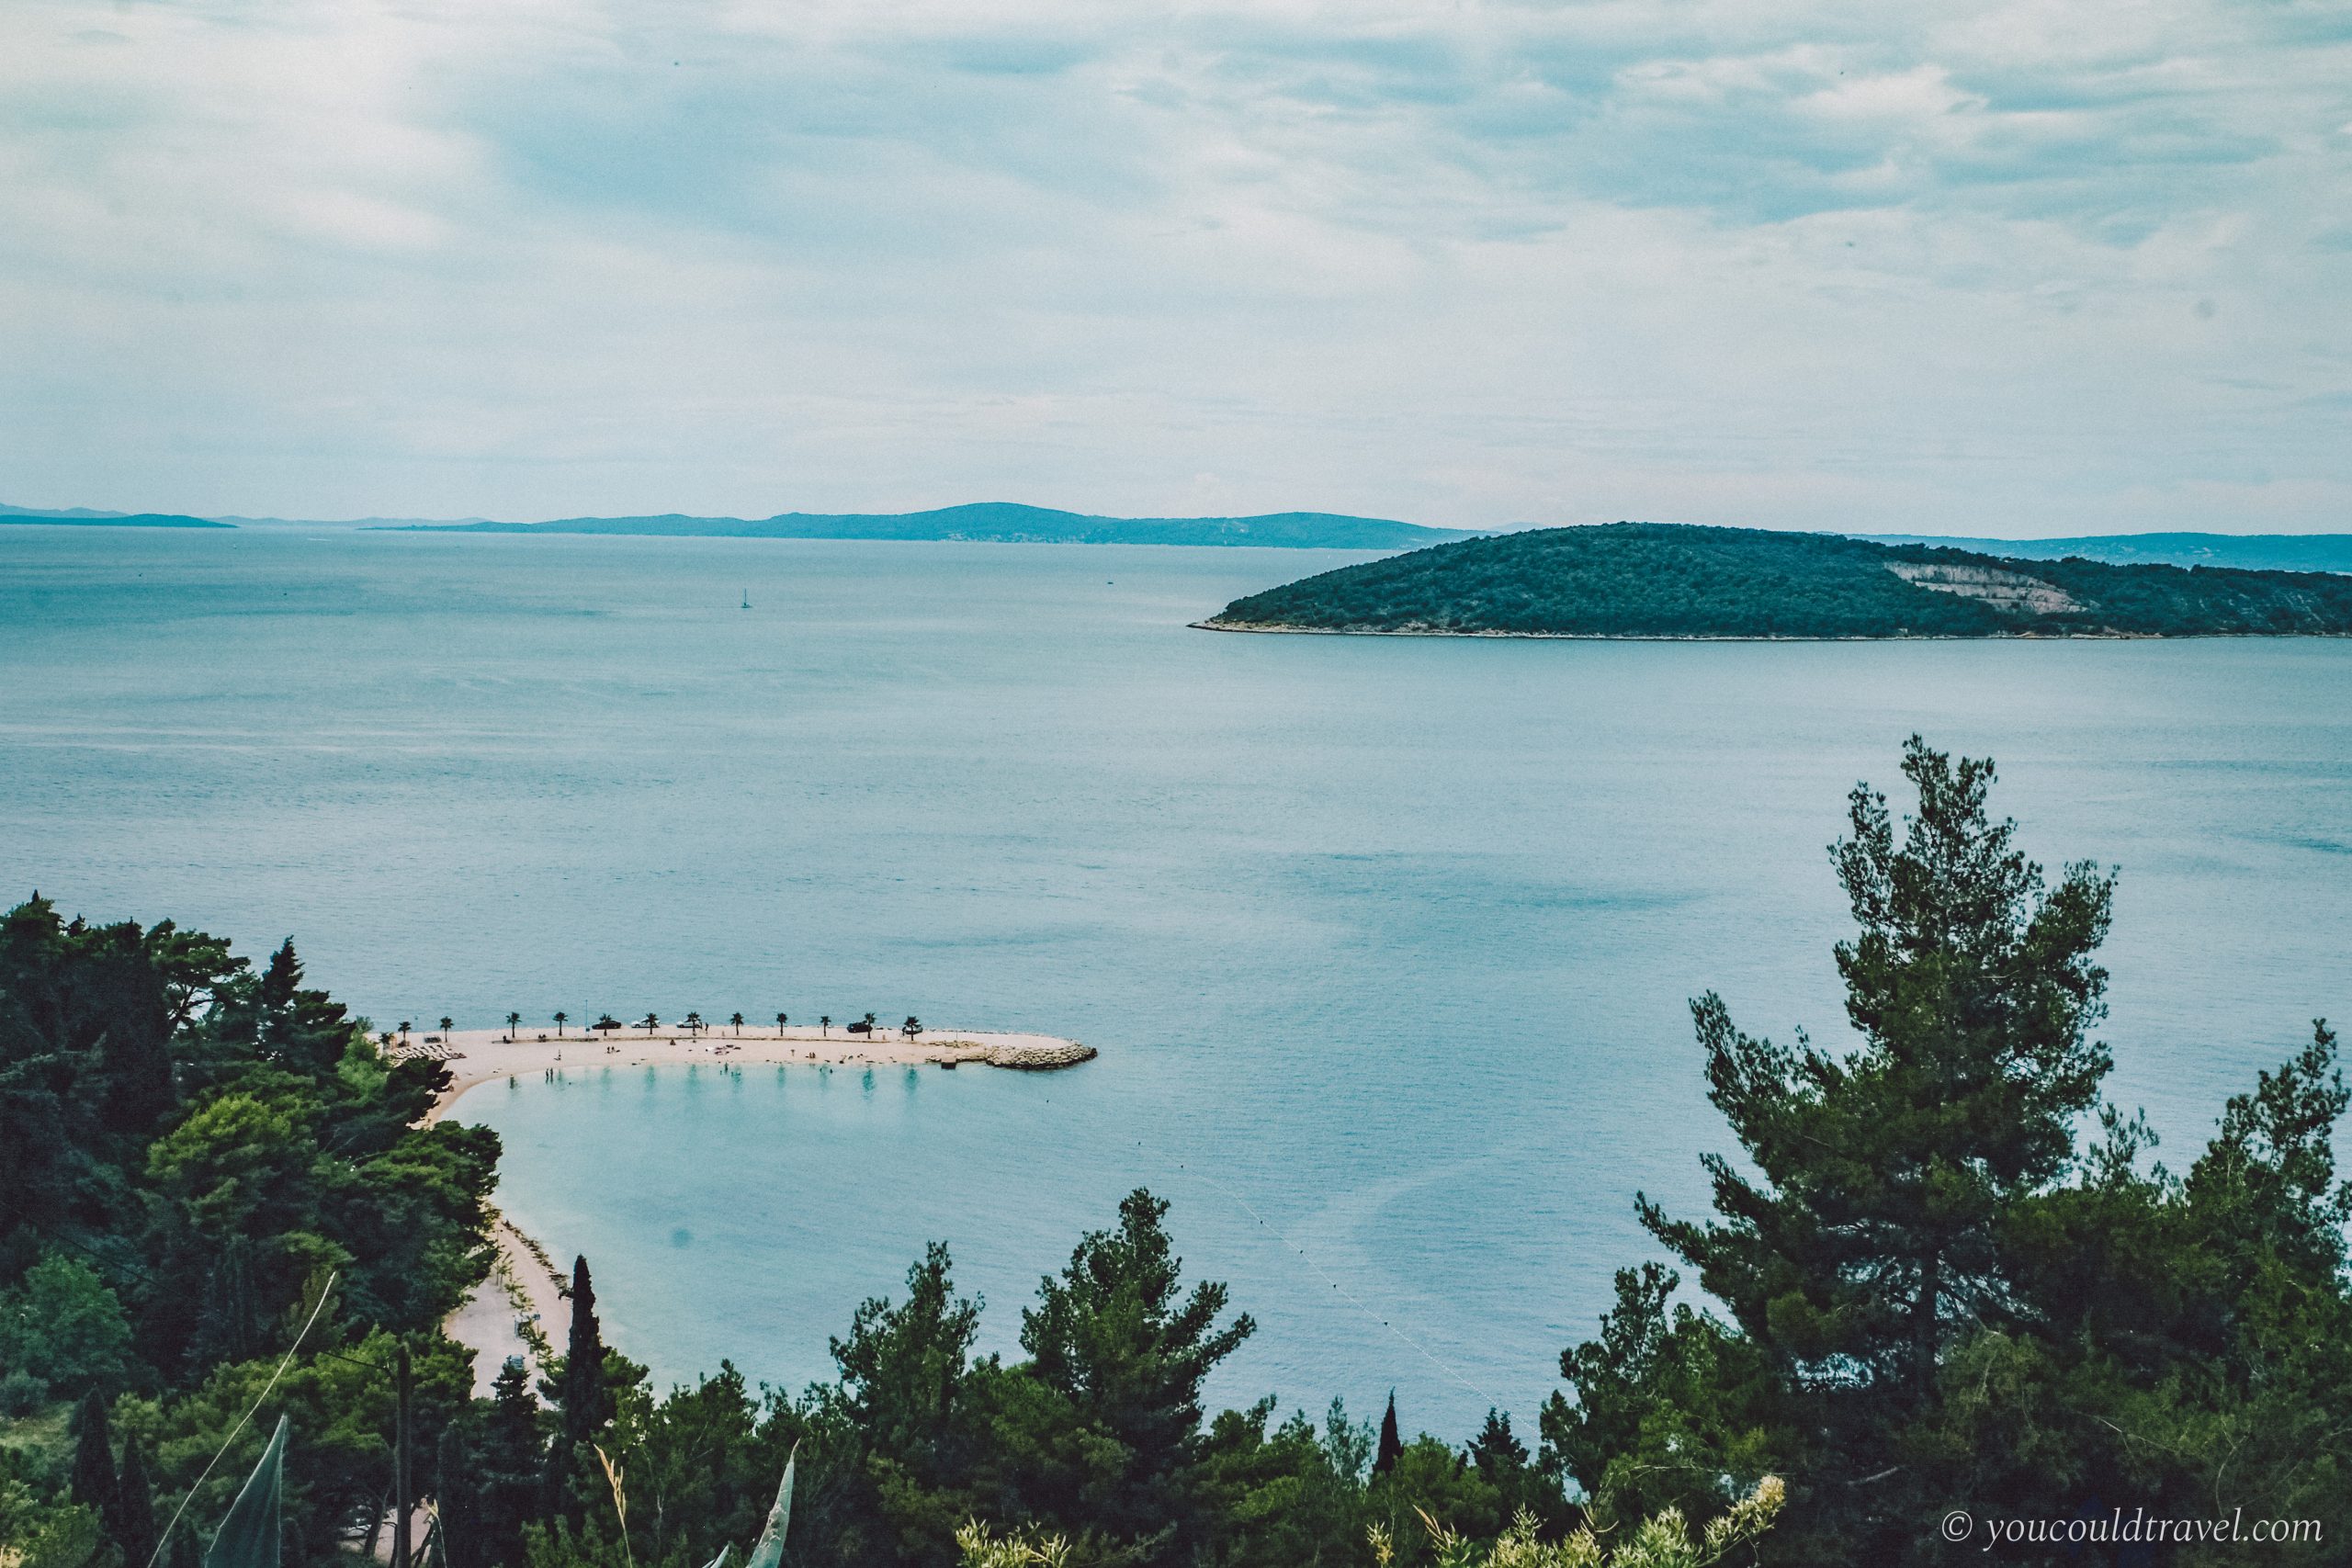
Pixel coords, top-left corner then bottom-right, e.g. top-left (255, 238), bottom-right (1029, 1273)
top-left (4, 525), bottom-right (2347, 1438)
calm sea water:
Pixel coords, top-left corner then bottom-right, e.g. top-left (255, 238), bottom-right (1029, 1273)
top-left (5, 525), bottom-right (2348, 1438)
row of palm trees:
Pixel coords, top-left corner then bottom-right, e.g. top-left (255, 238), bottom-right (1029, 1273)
top-left (480, 1010), bottom-right (927, 1041)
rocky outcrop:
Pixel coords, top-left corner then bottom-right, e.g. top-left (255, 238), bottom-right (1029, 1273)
top-left (1884, 561), bottom-right (2080, 615)
top-left (933, 1040), bottom-right (1099, 1070)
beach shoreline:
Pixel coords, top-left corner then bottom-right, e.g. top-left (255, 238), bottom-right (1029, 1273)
top-left (421, 1023), bottom-right (1093, 1122)
top-left (424, 1022), bottom-right (1092, 1386)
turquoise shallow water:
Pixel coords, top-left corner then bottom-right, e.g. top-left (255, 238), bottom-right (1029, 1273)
top-left (4, 525), bottom-right (2349, 1438)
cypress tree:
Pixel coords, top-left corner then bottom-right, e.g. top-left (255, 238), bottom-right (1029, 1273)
top-left (109, 1432), bottom-right (160, 1568)
top-left (1373, 1391), bottom-right (1403, 1477)
top-left (559, 1257), bottom-right (610, 1445)
top-left (541, 1257), bottom-right (610, 1520)
top-left (70, 1390), bottom-right (117, 1514)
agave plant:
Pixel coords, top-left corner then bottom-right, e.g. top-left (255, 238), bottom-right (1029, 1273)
top-left (1370, 1479), bottom-right (1785, 1568)
top-left (955, 1521), bottom-right (1074, 1568)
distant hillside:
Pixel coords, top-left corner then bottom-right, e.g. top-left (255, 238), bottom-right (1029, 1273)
top-left (1868, 532), bottom-right (2352, 575)
top-left (380, 502), bottom-right (1474, 549)
top-left (1204, 524), bottom-right (2352, 639)
top-left (0, 507), bottom-right (230, 528)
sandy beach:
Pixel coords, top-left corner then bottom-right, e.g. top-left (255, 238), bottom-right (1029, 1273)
top-left (422, 1022), bottom-right (1092, 1121)
top-left (425, 1021), bottom-right (1091, 1388)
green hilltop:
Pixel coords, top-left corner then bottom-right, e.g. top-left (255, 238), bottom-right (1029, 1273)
top-left (1204, 522), bottom-right (2352, 638)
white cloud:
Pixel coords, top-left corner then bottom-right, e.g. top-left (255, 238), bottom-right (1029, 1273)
top-left (0, 0), bottom-right (2346, 533)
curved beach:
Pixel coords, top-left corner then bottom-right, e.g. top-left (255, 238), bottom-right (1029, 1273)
top-left (426, 1022), bottom-right (1094, 1390)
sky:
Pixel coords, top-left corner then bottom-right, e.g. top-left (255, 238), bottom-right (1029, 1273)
top-left (2, 0), bottom-right (2348, 536)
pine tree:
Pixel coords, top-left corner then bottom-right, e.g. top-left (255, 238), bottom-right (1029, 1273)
top-left (478, 1359), bottom-right (545, 1568)
top-left (109, 1432), bottom-right (160, 1568)
top-left (1466, 1408), bottom-right (1526, 1478)
top-left (71, 1390), bottom-right (117, 1515)
top-left (1373, 1392), bottom-right (1403, 1477)
top-left (1639, 738), bottom-right (2114, 1401)
top-left (1019, 1190), bottom-right (1255, 1559)
top-left (254, 938), bottom-right (353, 1070)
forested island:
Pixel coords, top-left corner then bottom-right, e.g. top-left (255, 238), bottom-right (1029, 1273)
top-left (1204, 523), bottom-right (2352, 638)
top-left (4, 742), bottom-right (2348, 1566)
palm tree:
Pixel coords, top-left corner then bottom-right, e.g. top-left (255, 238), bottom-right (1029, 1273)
top-left (775, 1011), bottom-right (788, 1034)
top-left (820, 1015), bottom-right (831, 1037)
top-left (378, 1031), bottom-right (394, 1050)
top-left (506, 1011), bottom-right (522, 1040)
top-left (399, 1021), bottom-right (412, 1041)
top-left (684, 1011), bottom-right (705, 1037)
top-left (862, 1012), bottom-right (878, 1035)
top-left (639, 1012), bottom-right (661, 1033)
top-left (553, 1010), bottom-right (568, 1036)
top-left (729, 1011), bottom-right (745, 1036)
top-left (439, 1016), bottom-right (454, 1037)
top-left (902, 1016), bottom-right (922, 1041)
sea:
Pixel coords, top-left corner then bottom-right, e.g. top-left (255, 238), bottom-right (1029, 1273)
top-left (4, 523), bottom-right (2347, 1441)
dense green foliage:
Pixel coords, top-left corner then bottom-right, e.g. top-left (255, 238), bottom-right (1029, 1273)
top-left (1208, 524), bottom-right (2352, 637)
top-left (1544, 740), bottom-right (2352, 1565)
top-left (0, 897), bottom-right (499, 1562)
top-left (8, 736), bottom-right (2348, 1567)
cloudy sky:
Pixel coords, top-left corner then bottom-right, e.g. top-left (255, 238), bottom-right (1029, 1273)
top-left (3, 0), bottom-right (2347, 534)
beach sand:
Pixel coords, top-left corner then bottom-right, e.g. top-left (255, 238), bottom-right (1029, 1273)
top-left (427, 1022), bottom-right (1089, 1385)
top-left (423, 1023), bottom-right (1088, 1120)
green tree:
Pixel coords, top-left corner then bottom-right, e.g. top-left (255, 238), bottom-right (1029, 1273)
top-left (1374, 1393), bottom-right (1403, 1477)
top-left (1007, 1189), bottom-right (1255, 1562)
top-left (71, 1391), bottom-right (117, 1515)
top-left (107, 1431), bottom-right (160, 1568)
top-left (544, 1258), bottom-right (616, 1522)
top-left (553, 1012), bottom-right (568, 1037)
top-left (1549, 742), bottom-right (2352, 1564)
top-left (0, 1254), bottom-right (133, 1398)
top-left (473, 1357), bottom-right (549, 1568)
top-left (773, 1241), bottom-right (995, 1567)
top-left (1643, 737), bottom-right (2115, 1403)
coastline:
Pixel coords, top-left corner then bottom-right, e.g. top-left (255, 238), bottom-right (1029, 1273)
top-left (423, 1023), bottom-right (1094, 1122)
top-left (1190, 621), bottom-right (2274, 640)
top-left (424, 1023), bottom-right (1093, 1389)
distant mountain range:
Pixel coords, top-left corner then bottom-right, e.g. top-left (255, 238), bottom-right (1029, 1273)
top-left (1860, 532), bottom-right (2352, 575)
top-left (1205, 524), bottom-right (2352, 639)
top-left (0, 504), bottom-right (227, 529)
top-left (375, 502), bottom-right (1477, 549)
top-left (6, 500), bottom-right (2348, 569)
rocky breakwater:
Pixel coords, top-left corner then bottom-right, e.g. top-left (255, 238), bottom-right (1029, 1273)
top-left (934, 1039), bottom-right (1098, 1070)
